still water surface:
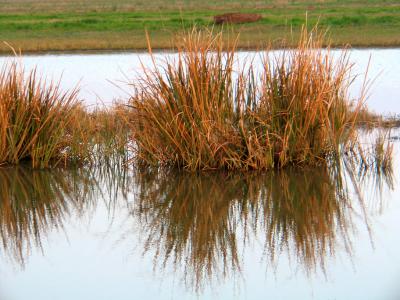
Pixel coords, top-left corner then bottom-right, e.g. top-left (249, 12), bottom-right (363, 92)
top-left (0, 49), bottom-right (399, 114)
top-left (0, 50), bottom-right (399, 300)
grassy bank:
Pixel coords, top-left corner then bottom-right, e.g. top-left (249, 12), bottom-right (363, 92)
top-left (1, 0), bottom-right (400, 52)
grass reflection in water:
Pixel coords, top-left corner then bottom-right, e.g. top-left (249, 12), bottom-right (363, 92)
top-left (132, 157), bottom-right (393, 291)
top-left (0, 156), bottom-right (393, 292)
top-left (0, 162), bottom-right (130, 265)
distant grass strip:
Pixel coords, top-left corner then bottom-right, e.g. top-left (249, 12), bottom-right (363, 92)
top-left (128, 27), bottom-right (392, 171)
top-left (1, 0), bottom-right (400, 52)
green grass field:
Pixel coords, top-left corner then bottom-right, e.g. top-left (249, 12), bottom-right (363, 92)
top-left (1, 0), bottom-right (400, 52)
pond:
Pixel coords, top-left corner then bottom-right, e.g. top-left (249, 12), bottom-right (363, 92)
top-left (0, 50), bottom-right (399, 300)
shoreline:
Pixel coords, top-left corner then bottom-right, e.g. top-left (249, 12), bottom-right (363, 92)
top-left (1, 44), bottom-right (400, 56)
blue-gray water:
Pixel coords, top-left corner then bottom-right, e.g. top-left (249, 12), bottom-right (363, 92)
top-left (0, 50), bottom-right (399, 300)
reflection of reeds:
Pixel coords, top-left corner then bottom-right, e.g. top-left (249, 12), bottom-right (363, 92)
top-left (0, 158), bottom-right (393, 292)
top-left (134, 170), bottom-right (244, 289)
top-left (132, 159), bottom-right (392, 291)
top-left (0, 163), bottom-right (131, 265)
top-left (261, 167), bottom-right (353, 275)
top-left (0, 166), bottom-right (76, 264)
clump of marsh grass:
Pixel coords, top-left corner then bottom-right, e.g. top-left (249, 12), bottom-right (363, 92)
top-left (0, 59), bottom-right (132, 168)
top-left (128, 27), bottom-right (382, 171)
top-left (254, 29), bottom-right (359, 167)
top-left (0, 61), bottom-right (81, 168)
top-left (129, 30), bottom-right (244, 170)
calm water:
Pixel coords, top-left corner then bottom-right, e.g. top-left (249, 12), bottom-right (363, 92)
top-left (0, 50), bottom-right (400, 300)
top-left (0, 49), bottom-right (399, 114)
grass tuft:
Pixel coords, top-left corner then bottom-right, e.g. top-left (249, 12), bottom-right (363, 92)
top-left (128, 27), bottom-right (373, 171)
top-left (0, 61), bottom-right (81, 168)
top-left (0, 61), bottom-right (131, 168)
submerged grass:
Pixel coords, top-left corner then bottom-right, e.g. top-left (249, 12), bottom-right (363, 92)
top-left (65, 102), bottom-right (131, 164)
top-left (129, 27), bottom-right (380, 171)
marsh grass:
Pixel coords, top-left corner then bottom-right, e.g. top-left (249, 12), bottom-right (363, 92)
top-left (0, 61), bottom-right (81, 168)
top-left (129, 27), bottom-right (383, 171)
top-left (0, 60), bottom-right (131, 168)
top-left (0, 28), bottom-right (392, 170)
top-left (372, 133), bottom-right (393, 174)
top-left (353, 107), bottom-right (400, 128)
